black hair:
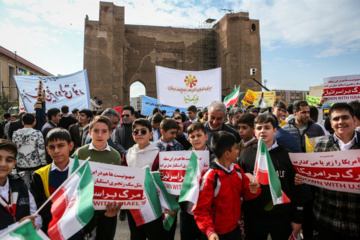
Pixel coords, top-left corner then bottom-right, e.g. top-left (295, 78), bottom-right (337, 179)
top-left (161, 110), bottom-right (167, 115)
top-left (152, 112), bottom-right (164, 124)
top-left (0, 139), bottom-right (17, 157)
top-left (160, 118), bottom-right (179, 131)
top-left (286, 104), bottom-right (293, 114)
top-left (4, 113), bottom-right (10, 119)
top-left (61, 105), bottom-right (69, 114)
top-left (235, 113), bottom-right (256, 128)
top-left (202, 108), bottom-right (208, 113)
top-left (187, 105), bottom-right (197, 113)
top-left (211, 131), bottom-right (236, 159)
top-left (134, 111), bottom-right (139, 119)
top-left (310, 106), bottom-right (318, 122)
top-left (254, 113), bottom-right (277, 128)
top-left (71, 108), bottom-right (79, 114)
top-left (324, 116), bottom-right (334, 134)
top-left (122, 105), bottom-right (135, 115)
top-left (46, 128), bottom-right (72, 145)
top-left (293, 100), bottom-right (309, 112)
top-left (132, 119), bottom-right (152, 132)
top-left (89, 115), bottom-right (112, 131)
top-left (187, 122), bottom-right (206, 135)
top-left (329, 103), bottom-right (355, 119)
top-left (272, 101), bottom-right (286, 110)
top-left (79, 109), bottom-right (93, 119)
top-left (348, 100), bottom-right (360, 120)
top-left (249, 108), bottom-right (259, 114)
top-left (174, 109), bottom-right (180, 112)
top-left (180, 112), bottom-right (187, 123)
top-left (22, 113), bottom-right (35, 125)
top-left (152, 108), bottom-right (159, 115)
top-left (47, 108), bottom-right (60, 120)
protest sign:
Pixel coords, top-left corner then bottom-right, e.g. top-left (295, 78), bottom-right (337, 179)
top-left (242, 89), bottom-right (258, 108)
top-left (74, 160), bottom-right (146, 210)
top-left (142, 95), bottom-right (187, 116)
top-left (159, 151), bottom-right (210, 195)
top-left (156, 66), bottom-right (221, 108)
top-left (253, 91), bottom-right (276, 107)
top-left (323, 74), bottom-right (360, 103)
top-left (289, 150), bottom-right (360, 194)
top-left (14, 70), bottom-right (90, 112)
top-left (306, 95), bottom-right (320, 107)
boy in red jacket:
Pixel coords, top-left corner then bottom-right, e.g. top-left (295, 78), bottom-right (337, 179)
top-left (193, 131), bottom-right (261, 240)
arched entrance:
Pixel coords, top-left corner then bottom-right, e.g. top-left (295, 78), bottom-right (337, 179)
top-left (129, 81), bottom-right (146, 112)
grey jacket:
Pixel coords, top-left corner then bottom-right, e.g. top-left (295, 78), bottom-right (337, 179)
top-left (282, 118), bottom-right (324, 152)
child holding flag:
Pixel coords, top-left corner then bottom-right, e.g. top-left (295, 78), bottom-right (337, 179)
top-left (193, 131), bottom-right (260, 240)
top-left (238, 113), bottom-right (303, 240)
top-left (122, 118), bottom-right (164, 240)
top-left (0, 139), bottom-right (41, 234)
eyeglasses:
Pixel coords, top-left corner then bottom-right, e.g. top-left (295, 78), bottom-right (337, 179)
top-left (122, 114), bottom-right (130, 118)
top-left (133, 129), bottom-right (148, 136)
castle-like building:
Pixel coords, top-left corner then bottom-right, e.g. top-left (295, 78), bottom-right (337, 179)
top-left (84, 2), bottom-right (261, 107)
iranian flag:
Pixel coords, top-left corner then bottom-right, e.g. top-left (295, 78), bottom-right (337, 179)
top-left (130, 168), bottom-right (162, 226)
top-left (224, 86), bottom-right (240, 108)
top-left (151, 172), bottom-right (180, 231)
top-left (47, 155), bottom-right (94, 240)
top-left (178, 151), bottom-right (201, 207)
top-left (0, 219), bottom-right (48, 240)
top-left (254, 139), bottom-right (290, 205)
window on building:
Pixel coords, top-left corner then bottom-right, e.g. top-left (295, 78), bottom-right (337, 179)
top-left (251, 24), bottom-right (256, 32)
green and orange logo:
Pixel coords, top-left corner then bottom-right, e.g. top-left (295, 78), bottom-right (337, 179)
top-left (184, 75), bottom-right (197, 88)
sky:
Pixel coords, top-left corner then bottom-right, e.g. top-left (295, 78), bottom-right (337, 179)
top-left (1, 0), bottom-right (359, 99)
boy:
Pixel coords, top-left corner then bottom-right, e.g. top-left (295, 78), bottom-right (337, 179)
top-left (69, 108), bottom-right (93, 150)
top-left (74, 115), bottom-right (121, 239)
top-left (238, 113), bottom-right (303, 240)
top-left (181, 122), bottom-right (213, 240)
top-left (235, 113), bottom-right (257, 156)
top-left (12, 113), bottom-right (46, 186)
top-left (193, 131), bottom-right (260, 240)
top-left (156, 118), bottom-right (184, 152)
top-left (30, 128), bottom-right (82, 238)
top-left (0, 139), bottom-right (41, 234)
top-left (156, 118), bottom-right (184, 240)
top-left (122, 119), bottom-right (163, 240)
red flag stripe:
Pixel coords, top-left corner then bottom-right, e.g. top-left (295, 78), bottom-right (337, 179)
top-left (48, 187), bottom-right (68, 240)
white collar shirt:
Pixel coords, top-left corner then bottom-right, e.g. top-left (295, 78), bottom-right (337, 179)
top-left (89, 142), bottom-right (111, 151)
top-left (333, 131), bottom-right (357, 151)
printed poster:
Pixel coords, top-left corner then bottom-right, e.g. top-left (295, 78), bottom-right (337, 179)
top-left (289, 150), bottom-right (360, 194)
top-left (323, 74), bottom-right (360, 103)
top-left (159, 151), bottom-right (210, 195)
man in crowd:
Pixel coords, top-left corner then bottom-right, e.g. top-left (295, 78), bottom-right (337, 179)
top-left (58, 105), bottom-right (77, 130)
top-left (113, 106), bottom-right (136, 157)
top-left (69, 109), bottom-right (93, 150)
top-left (183, 105), bottom-right (198, 132)
top-left (226, 107), bottom-right (244, 129)
top-left (41, 108), bottom-right (61, 140)
top-left (199, 108), bottom-right (208, 122)
top-left (348, 100), bottom-right (360, 131)
top-left (0, 113), bottom-right (10, 138)
top-left (203, 101), bottom-right (240, 145)
top-left (71, 108), bottom-right (79, 120)
top-left (272, 101), bottom-right (287, 127)
top-left (282, 100), bottom-right (324, 152)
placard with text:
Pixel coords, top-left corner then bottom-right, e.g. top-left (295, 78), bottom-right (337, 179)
top-left (159, 151), bottom-right (210, 195)
top-left (289, 150), bottom-right (360, 194)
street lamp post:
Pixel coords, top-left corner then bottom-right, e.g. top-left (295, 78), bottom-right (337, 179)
top-left (250, 65), bottom-right (270, 91)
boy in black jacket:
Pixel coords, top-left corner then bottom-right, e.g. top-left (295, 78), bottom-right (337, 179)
top-left (238, 113), bottom-right (303, 240)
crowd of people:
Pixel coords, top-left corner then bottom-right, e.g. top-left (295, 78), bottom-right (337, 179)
top-left (0, 98), bottom-right (359, 240)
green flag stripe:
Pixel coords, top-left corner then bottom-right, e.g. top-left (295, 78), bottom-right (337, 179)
top-left (10, 221), bottom-right (42, 240)
top-left (144, 168), bottom-right (162, 218)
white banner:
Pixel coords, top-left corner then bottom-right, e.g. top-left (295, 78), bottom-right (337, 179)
top-left (14, 70), bottom-right (91, 112)
top-left (156, 66), bottom-right (221, 108)
top-left (323, 74), bottom-right (360, 103)
top-left (289, 150), bottom-right (360, 194)
top-left (159, 151), bottom-right (209, 195)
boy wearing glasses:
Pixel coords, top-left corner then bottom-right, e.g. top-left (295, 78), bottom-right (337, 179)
top-left (122, 119), bottom-right (163, 239)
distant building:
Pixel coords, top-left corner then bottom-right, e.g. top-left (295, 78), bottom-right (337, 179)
top-left (84, 2), bottom-right (262, 108)
top-left (274, 89), bottom-right (309, 105)
top-left (130, 95), bottom-right (143, 111)
top-left (0, 46), bottom-right (52, 101)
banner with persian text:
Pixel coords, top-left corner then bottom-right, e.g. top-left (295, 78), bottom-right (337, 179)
top-left (242, 89), bottom-right (258, 108)
top-left (14, 70), bottom-right (90, 112)
top-left (159, 151), bottom-right (209, 195)
top-left (323, 74), bottom-right (360, 103)
top-left (156, 66), bottom-right (221, 108)
top-left (289, 150), bottom-right (360, 194)
top-left (71, 159), bottom-right (146, 210)
top-left (141, 95), bottom-right (187, 116)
